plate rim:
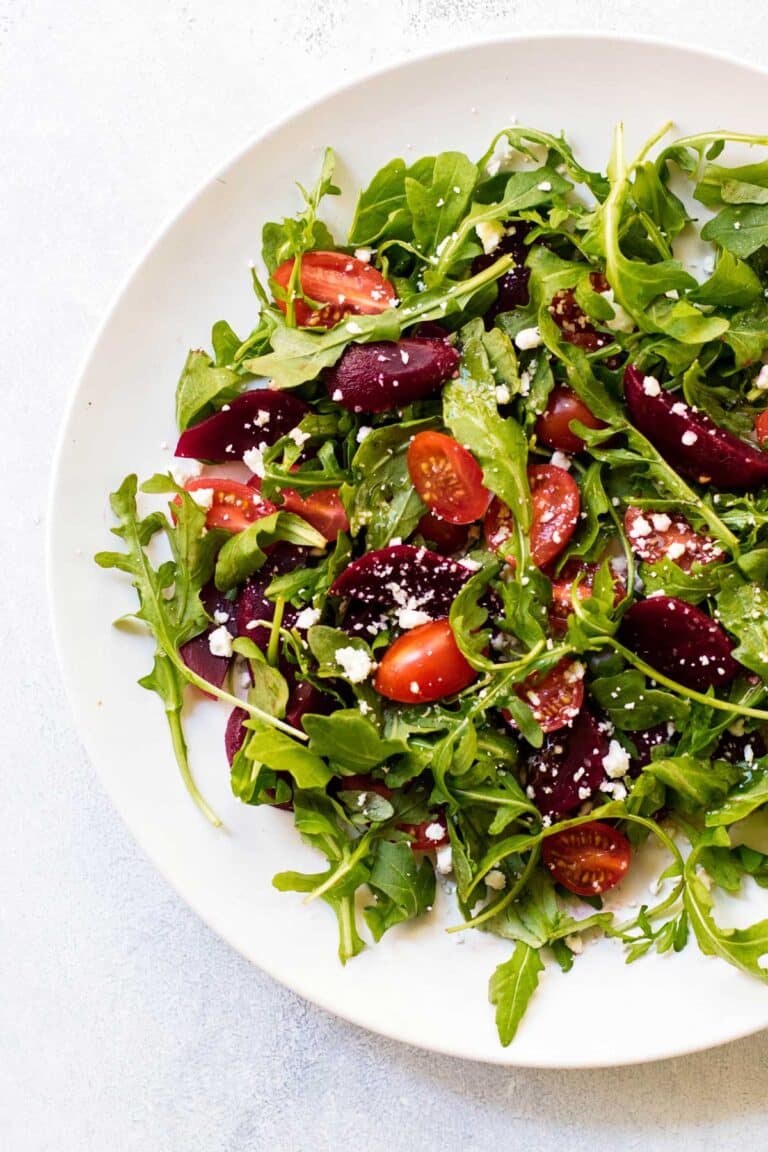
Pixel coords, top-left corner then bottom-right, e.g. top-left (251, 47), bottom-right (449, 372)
top-left (47, 30), bottom-right (768, 1068)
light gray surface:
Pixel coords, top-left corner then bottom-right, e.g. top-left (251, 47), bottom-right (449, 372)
top-left (4, 1), bottom-right (768, 1148)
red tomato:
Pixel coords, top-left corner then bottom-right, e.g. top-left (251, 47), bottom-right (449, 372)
top-left (542, 821), bottom-right (631, 896)
top-left (756, 411), bottom-right (768, 447)
top-left (485, 464), bottom-right (580, 568)
top-left (535, 385), bottom-right (607, 454)
top-left (272, 251), bottom-right (397, 327)
top-left (182, 478), bottom-right (276, 533)
top-left (400, 814), bottom-right (449, 851)
top-left (548, 559), bottom-right (625, 631)
top-left (407, 431), bottom-right (490, 525)
top-left (505, 658), bottom-right (585, 733)
top-left (280, 487), bottom-right (349, 541)
top-left (416, 508), bottom-right (470, 554)
top-left (624, 506), bottom-right (723, 572)
top-left (373, 618), bottom-right (477, 704)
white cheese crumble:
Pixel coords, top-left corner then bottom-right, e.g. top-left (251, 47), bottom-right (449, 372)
top-left (294, 606), bottom-right (321, 631)
top-left (629, 514), bottom-right (652, 537)
top-left (537, 180), bottom-right (552, 192)
top-left (332, 388), bottom-right (343, 401)
top-left (681, 430), bottom-right (698, 446)
top-left (354, 247), bottom-right (373, 263)
top-left (666, 541), bottom-right (687, 561)
top-left (287, 426), bottom-right (310, 447)
top-left (514, 326), bottom-right (543, 351)
top-left (397, 608), bottom-right (433, 630)
top-left (550, 450), bottom-right (572, 471)
top-left (212, 609), bottom-right (230, 625)
top-left (335, 646), bottom-right (375, 683)
top-left (242, 446), bottom-right (266, 478)
top-left (671, 401), bottom-right (688, 417)
top-left (254, 409), bottom-right (271, 427)
top-left (424, 821), bottom-right (446, 843)
top-left (356, 426), bottom-right (373, 443)
top-left (475, 219), bottom-right (505, 255)
top-left (642, 375), bottom-right (661, 397)
top-left (170, 457), bottom-right (203, 485)
top-left (189, 487), bottom-right (214, 510)
top-left (208, 625), bottom-right (233, 658)
top-left (485, 869), bottom-right (507, 890)
top-left (409, 680), bottom-right (421, 694)
top-left (602, 739), bottom-right (631, 779)
top-left (495, 383), bottom-right (511, 405)
top-left (603, 289), bottom-right (635, 333)
top-left (650, 513), bottom-right (672, 532)
top-left (755, 364), bottom-right (768, 390)
top-left (435, 845), bottom-right (453, 875)
top-left (346, 321), bottom-right (364, 335)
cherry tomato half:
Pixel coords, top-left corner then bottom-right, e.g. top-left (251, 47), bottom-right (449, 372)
top-left (756, 411), bottom-right (768, 447)
top-left (485, 464), bottom-right (580, 568)
top-left (547, 559), bottom-right (625, 632)
top-left (505, 658), bottom-right (585, 733)
top-left (624, 506), bottom-right (723, 572)
top-left (416, 508), bottom-right (471, 554)
top-left (280, 487), bottom-right (349, 541)
top-left (182, 477), bottom-right (276, 533)
top-left (542, 820), bottom-right (631, 896)
top-left (373, 618), bottom-right (477, 704)
top-left (407, 431), bottom-right (490, 525)
top-left (400, 814), bottom-right (449, 851)
top-left (535, 385), bottom-right (607, 454)
top-left (272, 251), bottom-right (397, 327)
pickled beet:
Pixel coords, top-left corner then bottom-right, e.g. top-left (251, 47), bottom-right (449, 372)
top-left (325, 336), bottom-right (459, 413)
top-left (624, 365), bottom-right (768, 489)
top-left (330, 544), bottom-right (474, 616)
top-left (285, 679), bottom-right (333, 730)
top-left (234, 543), bottom-right (307, 647)
top-left (628, 722), bottom-right (674, 776)
top-left (526, 708), bottom-right (611, 821)
top-left (549, 275), bottom-right (613, 353)
top-left (179, 582), bottom-right (236, 689)
top-left (175, 390), bottom-right (308, 462)
top-left (619, 596), bottom-right (738, 691)
top-left (225, 706), bottom-right (249, 765)
top-left (716, 728), bottom-right (766, 764)
top-left (471, 227), bottom-right (532, 317)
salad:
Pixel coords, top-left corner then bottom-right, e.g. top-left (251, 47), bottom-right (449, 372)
top-left (97, 124), bottom-right (768, 1046)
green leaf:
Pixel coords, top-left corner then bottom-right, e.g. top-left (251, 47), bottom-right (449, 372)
top-left (716, 573), bottom-right (768, 678)
top-left (244, 720), bottom-right (333, 789)
top-left (643, 754), bottom-right (739, 811)
top-left (590, 670), bottom-right (690, 731)
top-left (302, 709), bottom-right (407, 770)
top-left (706, 763), bottom-right (768, 826)
top-left (695, 159), bottom-right (768, 208)
top-left (261, 147), bottom-right (339, 274)
top-left (688, 248), bottom-right (763, 307)
top-left (343, 418), bottom-right (430, 549)
top-left (701, 204), bottom-right (768, 258)
top-left (364, 840), bottom-right (436, 941)
top-left (644, 297), bottom-right (729, 344)
top-left (405, 150), bottom-right (478, 255)
top-left (175, 350), bottom-right (242, 432)
top-left (214, 511), bottom-right (327, 591)
top-left (347, 154), bottom-right (435, 246)
top-left (488, 942), bottom-right (544, 1047)
top-left (211, 320), bottom-right (242, 366)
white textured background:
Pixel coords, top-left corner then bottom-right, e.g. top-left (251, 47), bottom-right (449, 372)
top-left (4, 2), bottom-right (768, 1148)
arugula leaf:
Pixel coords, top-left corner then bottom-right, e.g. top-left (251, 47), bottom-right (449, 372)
top-left (639, 558), bottom-right (722, 605)
top-left (214, 511), bottom-right (327, 591)
top-left (706, 762), bottom-right (768, 826)
top-left (342, 419), bottom-right (431, 549)
top-left (175, 350), bottom-right (243, 432)
top-left (590, 670), bottom-right (689, 731)
top-left (688, 248), bottom-right (763, 307)
top-left (302, 709), bottom-right (407, 771)
top-left (244, 720), bottom-right (333, 789)
top-left (405, 150), bottom-right (478, 255)
top-left (211, 320), bottom-right (243, 366)
top-left (716, 573), bottom-right (768, 678)
top-left (348, 155), bottom-right (435, 246)
top-left (643, 754), bottom-right (738, 811)
top-left (701, 204), bottom-right (768, 258)
top-left (364, 840), bottom-right (436, 941)
top-left (261, 147), bottom-right (339, 274)
top-left (488, 941), bottom-right (544, 1047)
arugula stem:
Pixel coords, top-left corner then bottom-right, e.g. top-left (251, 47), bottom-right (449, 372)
top-left (267, 597), bottom-right (285, 667)
top-left (448, 846), bottom-right (540, 933)
top-left (180, 658), bottom-right (309, 739)
top-left (303, 834), bottom-right (372, 904)
top-left (167, 706), bottom-right (222, 827)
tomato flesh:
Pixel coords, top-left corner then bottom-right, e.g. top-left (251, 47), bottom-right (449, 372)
top-left (280, 487), bottom-right (349, 541)
top-left (182, 477), bottom-right (276, 533)
top-left (407, 431), bottom-right (489, 525)
top-left (272, 251), bottom-right (397, 327)
top-left (624, 506), bottom-right (723, 572)
top-left (548, 559), bottom-right (625, 631)
top-left (485, 464), bottom-right (580, 567)
top-left (506, 658), bottom-right (585, 733)
top-left (373, 618), bottom-right (477, 704)
top-left (416, 508), bottom-right (470, 554)
top-left (400, 814), bottom-right (449, 851)
top-left (542, 821), bottom-right (631, 896)
top-left (535, 385), bottom-right (607, 454)
top-left (756, 411), bottom-right (768, 447)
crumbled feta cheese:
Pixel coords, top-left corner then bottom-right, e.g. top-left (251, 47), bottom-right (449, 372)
top-left (424, 821), bottom-right (446, 842)
top-left (485, 869), bottom-right (507, 890)
top-left (346, 321), bottom-right (364, 335)
top-left (564, 933), bottom-right (584, 955)
top-left (170, 457), bottom-right (203, 485)
top-left (666, 541), bottom-right (687, 561)
top-left (642, 375), bottom-right (661, 397)
top-left (651, 513), bottom-right (672, 532)
top-left (409, 680), bottom-right (420, 694)
top-left (254, 409), bottom-right (271, 427)
top-left (242, 445), bottom-right (266, 477)
top-left (287, 426), bottom-right (310, 447)
top-left (629, 514), bottom-right (652, 538)
top-left (397, 608), bottom-right (433, 630)
top-left (681, 430), bottom-right (698, 446)
top-left (537, 180), bottom-right (552, 192)
top-left (208, 625), bottom-right (233, 658)
top-left (356, 426), bottom-right (372, 443)
top-left (475, 219), bottom-right (505, 255)
top-left (294, 606), bottom-right (321, 631)
top-left (755, 364), bottom-right (768, 390)
top-left (358, 699), bottom-right (371, 716)
top-left (212, 609), bottom-right (230, 625)
top-left (435, 845), bottom-right (453, 875)
top-left (601, 780), bottom-right (628, 801)
top-left (602, 739), bottom-right (631, 780)
top-left (189, 487), bottom-right (214, 510)
top-left (354, 247), bottom-right (373, 263)
top-left (515, 326), bottom-right (543, 351)
top-left (332, 388), bottom-right (343, 402)
top-left (550, 450), bottom-right (572, 471)
top-left (671, 401), bottom-right (688, 417)
top-left (335, 646), bottom-right (375, 683)
top-left (564, 661), bottom-right (586, 684)
top-left (602, 289), bottom-right (635, 333)
top-left (495, 383), bottom-right (511, 405)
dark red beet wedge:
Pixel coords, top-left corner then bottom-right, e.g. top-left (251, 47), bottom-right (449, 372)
top-left (619, 595), bottom-right (738, 691)
top-left (471, 227), bottom-right (532, 318)
top-left (234, 543), bottom-right (307, 647)
top-left (285, 680), bottom-right (333, 730)
top-left (624, 365), bottom-right (768, 490)
top-left (629, 722), bottom-right (674, 776)
top-left (325, 337), bottom-right (459, 413)
top-left (225, 706), bottom-right (249, 765)
top-left (175, 390), bottom-right (309, 461)
top-left (180, 582), bottom-right (236, 689)
top-left (330, 544), bottom-right (474, 616)
top-left (526, 708), bottom-right (610, 822)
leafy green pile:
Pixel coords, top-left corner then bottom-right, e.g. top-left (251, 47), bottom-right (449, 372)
top-left (98, 124), bottom-right (768, 1047)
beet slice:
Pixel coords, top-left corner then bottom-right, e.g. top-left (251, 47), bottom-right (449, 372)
top-left (285, 680), bottom-right (333, 730)
top-left (628, 722), bottom-right (674, 776)
top-left (325, 337), bottom-right (459, 413)
top-left (179, 582), bottom-right (236, 689)
top-left (526, 708), bottom-right (611, 821)
top-left (716, 728), bottom-right (767, 764)
top-left (234, 543), bottom-right (307, 647)
top-left (624, 365), bottom-right (768, 489)
top-left (339, 601), bottom-right (391, 640)
top-left (330, 544), bottom-right (474, 616)
top-left (225, 706), bottom-right (249, 765)
top-left (471, 227), bottom-right (532, 318)
top-left (619, 595), bottom-right (738, 691)
top-left (175, 390), bottom-right (309, 461)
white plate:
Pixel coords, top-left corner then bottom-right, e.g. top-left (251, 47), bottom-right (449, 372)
top-left (49, 34), bottom-right (768, 1067)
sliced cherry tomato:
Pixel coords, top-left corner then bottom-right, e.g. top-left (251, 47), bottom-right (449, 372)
top-left (505, 658), bottom-right (585, 734)
top-left (542, 821), bottom-right (631, 896)
top-left (407, 431), bottom-right (490, 525)
top-left (756, 411), bottom-right (768, 447)
top-left (624, 506), bottom-right (723, 572)
top-left (272, 251), bottom-right (397, 327)
top-left (535, 385), bottom-right (607, 454)
top-left (373, 618), bottom-right (477, 704)
top-left (548, 559), bottom-right (625, 631)
top-left (280, 487), bottom-right (349, 541)
top-left (485, 464), bottom-right (580, 568)
top-left (400, 813), bottom-right (449, 851)
top-left (181, 477), bottom-right (276, 533)
top-left (416, 508), bottom-right (470, 554)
